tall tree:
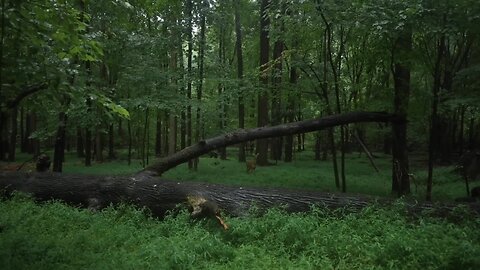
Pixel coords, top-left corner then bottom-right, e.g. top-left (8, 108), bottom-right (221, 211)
top-left (186, 0), bottom-right (194, 168)
top-left (391, 28), bottom-right (412, 196)
top-left (256, 0), bottom-right (271, 166)
top-left (194, 2), bottom-right (207, 170)
top-left (270, 3), bottom-right (285, 162)
top-left (235, 0), bottom-right (246, 162)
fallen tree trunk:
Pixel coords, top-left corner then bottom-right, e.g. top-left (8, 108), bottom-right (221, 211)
top-left (2, 111), bottom-right (478, 220)
top-left (1, 172), bottom-right (479, 219)
top-left (144, 111), bottom-right (404, 175)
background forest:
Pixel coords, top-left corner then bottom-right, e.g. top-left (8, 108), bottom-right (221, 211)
top-left (1, 0), bottom-right (480, 197)
top-left (1, 0), bottom-right (480, 269)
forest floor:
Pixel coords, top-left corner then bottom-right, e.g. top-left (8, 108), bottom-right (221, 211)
top-left (2, 147), bottom-right (472, 202)
top-left (1, 149), bottom-right (479, 269)
top-left (1, 193), bottom-right (479, 270)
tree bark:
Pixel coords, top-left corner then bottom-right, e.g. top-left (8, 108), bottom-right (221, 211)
top-left (186, 0), bottom-right (194, 168)
top-left (427, 34), bottom-right (445, 201)
top-left (235, 0), bottom-right (246, 163)
top-left (155, 110), bottom-right (162, 157)
top-left (8, 107), bottom-right (17, 161)
top-left (145, 111), bottom-right (403, 176)
top-left (168, 115), bottom-right (176, 156)
top-left (1, 172), bottom-right (478, 219)
top-left (95, 129), bottom-right (104, 163)
top-left (391, 28), bottom-right (412, 197)
top-left (53, 112), bottom-right (67, 172)
top-left (108, 124), bottom-right (115, 160)
top-left (271, 17), bottom-right (284, 162)
top-left (284, 40), bottom-right (297, 162)
top-left (194, 8), bottom-right (206, 170)
top-left (256, 0), bottom-right (271, 166)
top-left (77, 128), bottom-right (85, 158)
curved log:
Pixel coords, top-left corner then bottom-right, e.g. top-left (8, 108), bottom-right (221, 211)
top-left (144, 111), bottom-right (404, 175)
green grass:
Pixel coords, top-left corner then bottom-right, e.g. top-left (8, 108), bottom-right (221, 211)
top-left (1, 194), bottom-right (479, 270)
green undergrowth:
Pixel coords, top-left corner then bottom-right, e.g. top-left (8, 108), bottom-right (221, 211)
top-left (1, 194), bottom-right (479, 269)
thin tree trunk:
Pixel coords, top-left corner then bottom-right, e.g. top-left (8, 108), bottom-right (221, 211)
top-left (25, 113), bottom-right (33, 153)
top-left (391, 29), bottom-right (412, 196)
top-left (85, 126), bottom-right (92, 166)
top-left (194, 8), bottom-right (206, 170)
top-left (30, 113), bottom-right (39, 156)
top-left (77, 128), bottom-right (85, 158)
top-left (8, 107), bottom-right (17, 161)
top-left (317, 27), bottom-right (341, 189)
top-left (155, 110), bottom-right (162, 157)
top-left (324, 19), bottom-right (347, 193)
top-left (459, 106), bottom-right (465, 154)
top-left (427, 34), bottom-right (446, 201)
top-left (0, 111), bottom-right (7, 161)
top-left (256, 0), bottom-right (271, 166)
top-left (163, 113), bottom-right (169, 157)
top-left (217, 15), bottom-right (227, 160)
top-left (186, 0), bottom-right (194, 168)
top-left (118, 119), bottom-right (124, 145)
top-left (127, 120), bottom-right (132, 166)
top-left (142, 109), bottom-right (149, 167)
top-left (95, 129), bottom-right (104, 163)
top-left (284, 66), bottom-right (296, 162)
top-left (168, 115), bottom-right (176, 156)
top-left (108, 124), bottom-right (115, 160)
top-left (235, 0), bottom-right (246, 163)
top-left (0, 0), bottom-right (5, 161)
top-left (271, 17), bottom-right (284, 162)
top-left (20, 107), bottom-right (25, 153)
top-left (53, 112), bottom-right (67, 172)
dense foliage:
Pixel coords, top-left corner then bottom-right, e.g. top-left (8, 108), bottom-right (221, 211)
top-left (1, 194), bottom-right (479, 269)
top-left (1, 1), bottom-right (480, 267)
top-left (1, 0), bottom-right (479, 176)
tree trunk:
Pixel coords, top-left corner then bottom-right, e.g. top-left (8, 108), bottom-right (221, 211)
top-left (391, 29), bottom-right (412, 196)
top-left (127, 120), bottom-right (132, 166)
top-left (108, 124), bottom-right (115, 160)
top-left (0, 111), bottom-right (7, 161)
top-left (24, 112), bottom-right (34, 153)
top-left (194, 9), bottom-right (206, 170)
top-left (168, 115), bottom-right (176, 156)
top-left (95, 129), bottom-right (104, 163)
top-left (53, 112), bottom-right (67, 172)
top-left (256, 0), bottom-right (271, 166)
top-left (1, 172), bottom-right (478, 220)
top-left (459, 106), bottom-right (465, 154)
top-left (0, 0), bottom-right (4, 160)
top-left (186, 0), bottom-right (194, 168)
top-left (155, 110), bottom-right (162, 157)
top-left (217, 14), bottom-right (227, 161)
top-left (77, 128), bottom-right (85, 158)
top-left (235, 0), bottom-right (246, 163)
top-left (145, 111), bottom-right (403, 176)
top-left (271, 18), bottom-right (284, 162)
top-left (427, 35), bottom-right (445, 201)
top-left (20, 107), bottom-right (25, 153)
top-left (284, 43), bottom-right (297, 162)
top-left (8, 107), bottom-right (17, 161)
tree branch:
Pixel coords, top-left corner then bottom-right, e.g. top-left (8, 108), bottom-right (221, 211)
top-left (6, 83), bottom-right (48, 109)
